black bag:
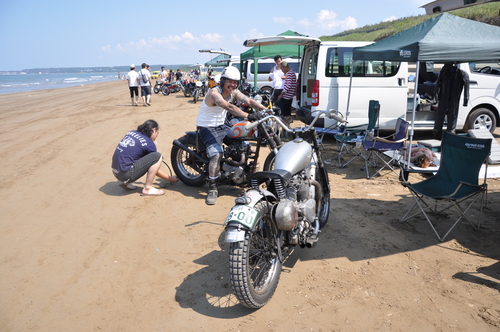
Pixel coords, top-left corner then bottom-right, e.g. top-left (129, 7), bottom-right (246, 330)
top-left (141, 70), bottom-right (148, 84)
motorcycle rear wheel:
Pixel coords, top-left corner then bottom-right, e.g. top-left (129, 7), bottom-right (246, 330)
top-left (315, 165), bottom-right (330, 229)
top-left (229, 201), bottom-right (282, 308)
top-left (170, 135), bottom-right (205, 187)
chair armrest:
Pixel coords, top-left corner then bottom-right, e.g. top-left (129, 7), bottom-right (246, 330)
top-left (373, 137), bottom-right (406, 144)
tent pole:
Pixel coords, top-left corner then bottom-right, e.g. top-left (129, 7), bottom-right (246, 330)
top-left (346, 60), bottom-right (354, 121)
top-left (253, 58), bottom-right (259, 92)
top-left (406, 61), bottom-right (420, 168)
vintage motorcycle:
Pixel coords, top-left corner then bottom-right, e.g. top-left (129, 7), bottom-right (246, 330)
top-left (161, 82), bottom-right (181, 96)
top-left (170, 106), bottom-right (282, 190)
top-left (192, 80), bottom-right (204, 103)
top-left (153, 80), bottom-right (166, 94)
top-left (223, 110), bottom-right (342, 308)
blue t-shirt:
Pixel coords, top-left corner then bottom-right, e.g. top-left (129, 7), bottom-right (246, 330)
top-left (111, 130), bottom-right (157, 173)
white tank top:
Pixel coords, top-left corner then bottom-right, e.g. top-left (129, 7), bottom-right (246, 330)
top-left (196, 87), bottom-right (235, 127)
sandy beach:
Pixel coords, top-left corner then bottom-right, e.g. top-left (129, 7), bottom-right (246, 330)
top-left (0, 80), bottom-right (499, 331)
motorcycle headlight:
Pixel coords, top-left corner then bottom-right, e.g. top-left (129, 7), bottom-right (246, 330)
top-left (254, 95), bottom-right (263, 104)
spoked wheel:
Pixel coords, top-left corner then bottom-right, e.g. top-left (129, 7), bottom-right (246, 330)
top-left (161, 85), bottom-right (170, 96)
top-left (170, 135), bottom-right (205, 187)
top-left (315, 164), bottom-right (331, 229)
top-left (229, 201), bottom-right (282, 308)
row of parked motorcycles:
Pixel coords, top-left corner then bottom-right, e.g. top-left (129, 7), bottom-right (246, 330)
top-left (170, 83), bottom-right (344, 308)
top-left (154, 75), bottom-right (218, 103)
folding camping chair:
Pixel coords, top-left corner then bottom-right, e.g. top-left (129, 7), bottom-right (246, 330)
top-left (315, 126), bottom-right (339, 149)
top-left (335, 100), bottom-right (380, 167)
top-left (362, 118), bottom-right (409, 179)
top-left (400, 131), bottom-right (492, 241)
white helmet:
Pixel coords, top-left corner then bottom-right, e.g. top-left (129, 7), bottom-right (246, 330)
top-left (221, 66), bottom-right (240, 81)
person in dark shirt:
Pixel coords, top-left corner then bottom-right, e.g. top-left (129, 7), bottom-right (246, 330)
top-left (111, 119), bottom-right (178, 196)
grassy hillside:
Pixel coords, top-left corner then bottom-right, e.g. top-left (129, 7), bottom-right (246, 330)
top-left (321, 2), bottom-right (500, 42)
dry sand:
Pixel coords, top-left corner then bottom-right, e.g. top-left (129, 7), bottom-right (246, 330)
top-left (0, 80), bottom-right (499, 331)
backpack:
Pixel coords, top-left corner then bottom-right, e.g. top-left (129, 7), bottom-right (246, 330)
top-left (141, 70), bottom-right (149, 84)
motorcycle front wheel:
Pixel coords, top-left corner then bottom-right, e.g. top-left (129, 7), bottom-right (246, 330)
top-left (170, 135), bottom-right (205, 187)
top-left (161, 85), bottom-right (170, 96)
top-left (229, 201), bottom-right (282, 308)
top-left (183, 89), bottom-right (191, 97)
top-left (153, 85), bottom-right (160, 94)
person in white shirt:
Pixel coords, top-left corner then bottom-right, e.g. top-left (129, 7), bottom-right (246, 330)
top-left (268, 55), bottom-right (285, 103)
top-left (126, 64), bottom-right (139, 106)
top-left (158, 66), bottom-right (168, 82)
top-left (138, 63), bottom-right (152, 106)
top-left (196, 66), bottom-right (266, 205)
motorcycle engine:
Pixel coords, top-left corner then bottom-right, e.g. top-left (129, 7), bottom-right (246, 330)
top-left (221, 141), bottom-right (251, 185)
top-left (274, 173), bottom-right (317, 231)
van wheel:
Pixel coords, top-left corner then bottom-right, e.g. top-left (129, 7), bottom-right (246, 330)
top-left (464, 108), bottom-right (496, 133)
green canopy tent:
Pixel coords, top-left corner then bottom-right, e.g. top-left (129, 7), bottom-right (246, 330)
top-left (204, 53), bottom-right (231, 68)
top-left (351, 13), bottom-right (500, 167)
top-left (241, 30), bottom-right (307, 90)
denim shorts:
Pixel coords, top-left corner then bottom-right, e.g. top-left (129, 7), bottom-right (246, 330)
top-left (114, 151), bottom-right (161, 183)
top-left (141, 85), bottom-right (151, 96)
top-left (197, 125), bottom-right (229, 158)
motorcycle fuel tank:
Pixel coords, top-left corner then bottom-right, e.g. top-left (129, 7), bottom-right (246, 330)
top-left (274, 138), bottom-right (313, 175)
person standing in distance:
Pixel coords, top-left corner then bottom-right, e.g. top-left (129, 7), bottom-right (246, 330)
top-left (196, 66), bottom-right (267, 205)
top-left (158, 66), bottom-right (168, 83)
top-left (138, 63), bottom-right (152, 106)
top-left (268, 55), bottom-right (285, 104)
top-left (126, 64), bottom-right (139, 106)
top-left (276, 61), bottom-right (297, 126)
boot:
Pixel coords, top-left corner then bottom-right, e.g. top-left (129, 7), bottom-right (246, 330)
top-left (206, 180), bottom-right (218, 205)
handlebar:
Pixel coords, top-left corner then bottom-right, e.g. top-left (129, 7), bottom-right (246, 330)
top-left (245, 109), bottom-right (347, 133)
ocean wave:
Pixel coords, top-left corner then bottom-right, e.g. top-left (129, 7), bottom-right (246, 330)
top-left (0, 73), bottom-right (117, 94)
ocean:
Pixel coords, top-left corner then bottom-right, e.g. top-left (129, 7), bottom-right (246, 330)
top-left (0, 73), bottom-right (121, 95)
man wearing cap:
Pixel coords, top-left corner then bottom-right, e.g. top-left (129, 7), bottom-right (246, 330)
top-left (126, 64), bottom-right (139, 106)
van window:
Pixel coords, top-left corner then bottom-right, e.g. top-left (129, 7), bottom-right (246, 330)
top-left (248, 61), bottom-right (299, 74)
top-left (325, 47), bottom-right (400, 77)
top-left (307, 53), bottom-right (318, 76)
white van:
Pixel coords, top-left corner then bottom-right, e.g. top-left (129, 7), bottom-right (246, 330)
top-left (229, 56), bottom-right (299, 94)
top-left (243, 36), bottom-right (500, 132)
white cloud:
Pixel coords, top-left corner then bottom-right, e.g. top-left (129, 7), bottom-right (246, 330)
top-left (383, 15), bottom-right (398, 22)
top-left (201, 33), bottom-right (223, 43)
top-left (273, 16), bottom-right (293, 25)
top-left (247, 28), bottom-right (265, 39)
top-left (276, 9), bottom-right (358, 37)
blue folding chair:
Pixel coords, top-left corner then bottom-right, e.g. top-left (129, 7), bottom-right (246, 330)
top-left (362, 118), bottom-right (409, 179)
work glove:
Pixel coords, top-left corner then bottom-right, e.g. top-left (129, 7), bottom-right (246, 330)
top-left (247, 112), bottom-right (264, 122)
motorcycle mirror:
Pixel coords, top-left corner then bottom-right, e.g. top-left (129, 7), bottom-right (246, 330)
top-left (327, 110), bottom-right (347, 123)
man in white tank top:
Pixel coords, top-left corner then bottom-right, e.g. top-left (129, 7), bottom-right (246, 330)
top-left (196, 66), bottom-right (267, 205)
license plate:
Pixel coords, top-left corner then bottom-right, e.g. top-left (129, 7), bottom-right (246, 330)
top-left (225, 205), bottom-right (259, 229)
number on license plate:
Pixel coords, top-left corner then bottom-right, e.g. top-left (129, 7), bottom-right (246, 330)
top-left (225, 205), bottom-right (259, 229)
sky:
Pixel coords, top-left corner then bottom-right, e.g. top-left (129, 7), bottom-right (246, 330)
top-left (0, 0), bottom-right (430, 71)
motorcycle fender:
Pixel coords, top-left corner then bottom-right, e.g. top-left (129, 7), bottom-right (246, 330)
top-left (244, 188), bottom-right (276, 207)
top-left (225, 222), bottom-right (247, 243)
top-left (223, 188), bottom-right (276, 244)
